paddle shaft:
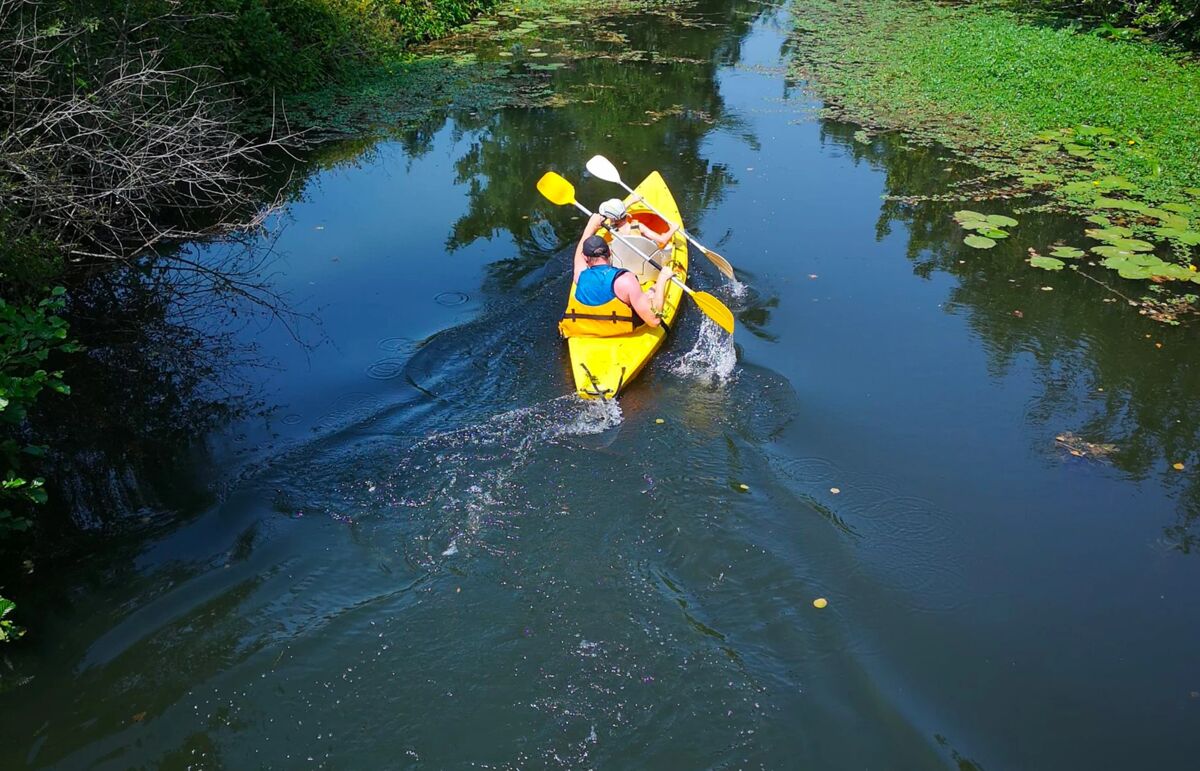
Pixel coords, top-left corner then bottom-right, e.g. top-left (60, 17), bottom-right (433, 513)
top-left (585, 155), bottom-right (733, 279)
top-left (611, 179), bottom-right (707, 258)
top-left (572, 201), bottom-right (696, 298)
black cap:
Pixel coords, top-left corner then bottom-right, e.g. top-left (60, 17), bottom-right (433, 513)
top-left (582, 235), bottom-right (610, 258)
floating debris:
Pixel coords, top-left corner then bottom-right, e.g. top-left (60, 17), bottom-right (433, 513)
top-left (1056, 432), bottom-right (1118, 461)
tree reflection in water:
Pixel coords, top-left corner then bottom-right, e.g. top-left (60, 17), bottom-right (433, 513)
top-left (822, 119), bottom-right (1200, 552)
top-left (34, 232), bottom-right (315, 538)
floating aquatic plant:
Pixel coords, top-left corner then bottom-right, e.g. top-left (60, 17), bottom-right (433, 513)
top-left (1030, 255), bottom-right (1065, 270)
top-left (955, 209), bottom-right (1017, 248)
top-left (964, 235), bottom-right (996, 249)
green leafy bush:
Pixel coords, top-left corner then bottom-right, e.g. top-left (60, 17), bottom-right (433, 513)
top-left (88, 0), bottom-right (501, 96)
top-left (0, 596), bottom-right (21, 642)
top-left (1012, 1), bottom-right (1200, 48)
top-left (0, 287), bottom-right (76, 644)
top-left (1, 288), bottom-right (77, 536)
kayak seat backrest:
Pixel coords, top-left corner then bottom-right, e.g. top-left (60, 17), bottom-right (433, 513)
top-left (609, 234), bottom-right (662, 284)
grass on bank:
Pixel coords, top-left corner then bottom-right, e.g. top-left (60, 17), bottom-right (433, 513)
top-left (791, 0), bottom-right (1200, 201)
top-left (790, 0), bottom-right (1200, 306)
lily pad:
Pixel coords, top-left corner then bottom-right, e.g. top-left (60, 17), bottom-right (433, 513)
top-left (960, 220), bottom-right (994, 232)
top-left (1161, 202), bottom-right (1195, 214)
top-left (1092, 245), bottom-right (1140, 259)
top-left (1085, 226), bottom-right (1133, 241)
top-left (1030, 255), bottom-right (1065, 270)
top-left (1059, 181), bottom-right (1098, 196)
top-left (1100, 254), bottom-right (1162, 279)
top-left (1154, 227), bottom-right (1200, 246)
top-left (1117, 265), bottom-right (1154, 279)
top-left (1157, 214), bottom-right (1191, 230)
top-left (954, 209), bottom-right (987, 222)
top-left (853, 130), bottom-right (871, 144)
top-left (1097, 175), bottom-right (1136, 190)
top-left (1050, 246), bottom-right (1085, 259)
top-left (1095, 197), bottom-right (1148, 212)
top-left (964, 235), bottom-right (997, 249)
top-left (475, 19), bottom-right (499, 26)
top-left (1152, 263), bottom-right (1195, 281)
top-left (979, 228), bottom-right (1009, 239)
top-left (1084, 214), bottom-right (1112, 227)
top-left (986, 214), bottom-right (1019, 228)
top-left (1021, 171), bottom-right (1059, 184)
top-left (1108, 238), bottom-right (1155, 253)
top-left (1185, 188), bottom-right (1200, 198)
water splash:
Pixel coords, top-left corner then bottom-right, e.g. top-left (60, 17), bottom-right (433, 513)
top-left (552, 395), bottom-right (624, 437)
top-left (670, 317), bottom-right (738, 386)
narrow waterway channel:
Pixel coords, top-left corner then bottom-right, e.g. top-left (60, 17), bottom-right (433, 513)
top-left (3, 1), bottom-right (1199, 768)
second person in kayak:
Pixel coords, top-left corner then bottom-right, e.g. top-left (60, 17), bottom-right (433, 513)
top-left (598, 198), bottom-right (679, 249)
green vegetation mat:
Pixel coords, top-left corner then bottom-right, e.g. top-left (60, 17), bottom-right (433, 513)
top-left (791, 0), bottom-right (1200, 199)
top-left (790, 0), bottom-right (1200, 300)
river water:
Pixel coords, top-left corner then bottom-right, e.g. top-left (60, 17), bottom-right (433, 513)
top-left (4, 1), bottom-right (1200, 768)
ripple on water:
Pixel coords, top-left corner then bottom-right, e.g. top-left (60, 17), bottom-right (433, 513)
top-left (365, 358), bottom-right (407, 380)
top-left (310, 391), bottom-right (385, 434)
top-left (377, 335), bottom-right (414, 352)
top-left (434, 290), bottom-right (470, 306)
top-left (765, 452), bottom-right (968, 615)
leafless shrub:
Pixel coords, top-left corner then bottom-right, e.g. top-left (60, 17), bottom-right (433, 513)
top-left (0, 0), bottom-right (302, 263)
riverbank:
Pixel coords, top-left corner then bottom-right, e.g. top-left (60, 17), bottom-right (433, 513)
top-left (0, 0), bottom-right (699, 639)
top-left (0, 0), bottom-right (557, 637)
top-left (789, 0), bottom-right (1200, 302)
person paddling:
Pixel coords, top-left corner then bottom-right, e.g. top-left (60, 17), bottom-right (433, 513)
top-left (558, 212), bottom-right (678, 337)
top-left (598, 198), bottom-right (679, 249)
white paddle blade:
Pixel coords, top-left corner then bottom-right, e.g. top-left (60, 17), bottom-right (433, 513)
top-left (585, 155), bottom-right (622, 184)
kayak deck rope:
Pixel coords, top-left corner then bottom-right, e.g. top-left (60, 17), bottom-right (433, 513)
top-left (578, 362), bottom-right (613, 400)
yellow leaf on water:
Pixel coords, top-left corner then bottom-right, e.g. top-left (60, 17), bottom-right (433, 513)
top-left (812, 598), bottom-right (828, 609)
top-left (1173, 462), bottom-right (1185, 470)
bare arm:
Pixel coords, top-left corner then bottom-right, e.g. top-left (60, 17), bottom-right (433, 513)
top-left (573, 213), bottom-right (605, 282)
top-left (614, 268), bottom-right (676, 328)
top-left (623, 216), bottom-right (679, 249)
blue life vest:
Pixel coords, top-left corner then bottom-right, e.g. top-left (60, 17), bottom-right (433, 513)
top-left (559, 265), bottom-right (640, 338)
top-left (575, 265), bottom-right (628, 306)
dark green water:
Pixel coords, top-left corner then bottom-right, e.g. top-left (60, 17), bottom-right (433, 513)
top-left (4, 1), bottom-right (1200, 768)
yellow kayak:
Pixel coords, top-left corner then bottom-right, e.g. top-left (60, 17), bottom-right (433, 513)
top-left (562, 171), bottom-right (688, 399)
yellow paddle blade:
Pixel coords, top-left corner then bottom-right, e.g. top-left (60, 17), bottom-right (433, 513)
top-left (690, 291), bottom-right (735, 334)
top-left (536, 171), bottom-right (575, 206)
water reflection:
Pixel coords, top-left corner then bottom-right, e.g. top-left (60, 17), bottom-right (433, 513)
top-left (436, 0), bottom-right (765, 279)
top-left (32, 235), bottom-right (315, 536)
top-left (828, 121), bottom-right (1200, 551)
